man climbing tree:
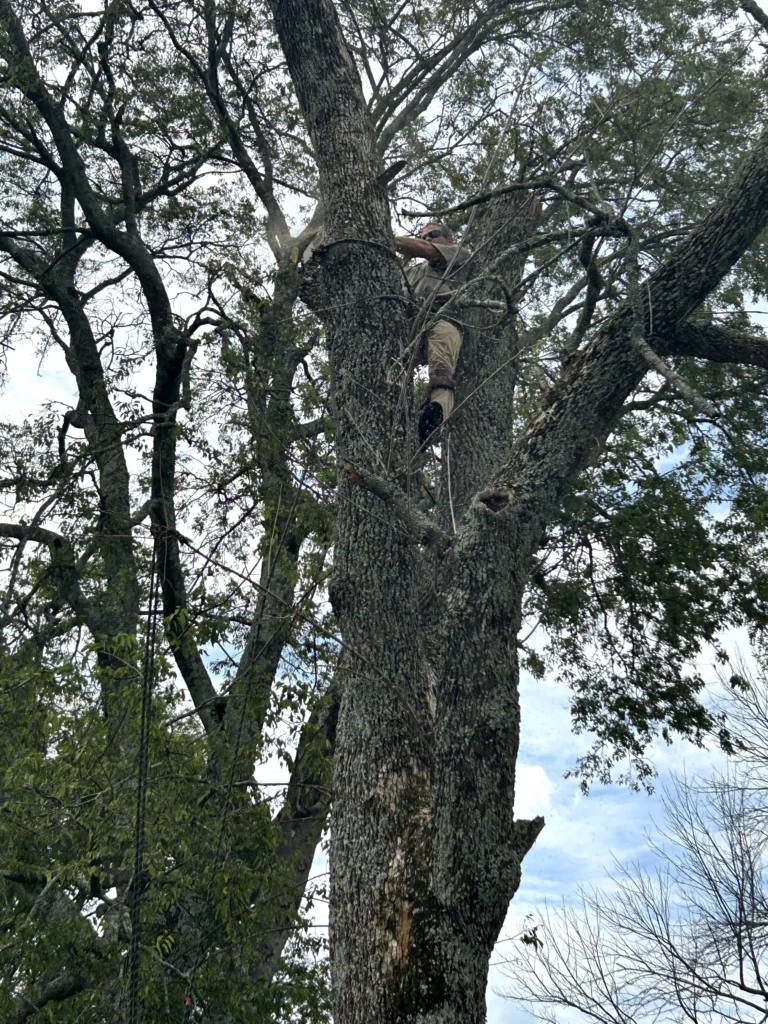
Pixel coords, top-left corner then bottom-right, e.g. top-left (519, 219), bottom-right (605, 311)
top-left (394, 222), bottom-right (473, 443)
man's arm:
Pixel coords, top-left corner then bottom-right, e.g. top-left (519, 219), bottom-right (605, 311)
top-left (394, 235), bottom-right (443, 260)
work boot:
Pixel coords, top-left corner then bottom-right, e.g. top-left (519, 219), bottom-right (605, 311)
top-left (418, 400), bottom-right (444, 445)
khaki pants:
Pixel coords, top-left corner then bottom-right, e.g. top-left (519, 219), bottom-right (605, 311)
top-left (421, 319), bottom-right (462, 419)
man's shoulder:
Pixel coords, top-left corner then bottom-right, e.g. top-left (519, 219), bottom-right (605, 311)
top-left (431, 242), bottom-right (472, 265)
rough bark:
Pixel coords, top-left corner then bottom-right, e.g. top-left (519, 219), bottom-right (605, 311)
top-left (446, 191), bottom-right (543, 515)
top-left (265, 3), bottom-right (446, 1020)
top-left (665, 320), bottom-right (768, 367)
top-left (266, 0), bottom-right (768, 1020)
top-left (267, 2), bottom-right (541, 1020)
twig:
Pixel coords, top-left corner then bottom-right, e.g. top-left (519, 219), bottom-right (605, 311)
top-left (626, 235), bottom-right (720, 421)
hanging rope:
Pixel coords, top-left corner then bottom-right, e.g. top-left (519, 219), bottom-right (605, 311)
top-left (127, 530), bottom-right (160, 1024)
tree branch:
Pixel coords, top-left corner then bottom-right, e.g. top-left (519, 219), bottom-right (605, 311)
top-left (483, 121), bottom-right (768, 529)
top-left (627, 239), bottom-right (719, 420)
top-left (741, 0), bottom-right (768, 32)
top-left (343, 462), bottom-right (451, 549)
top-left (400, 165), bottom-right (586, 218)
top-left (252, 686), bottom-right (338, 982)
top-left (15, 971), bottom-right (91, 1023)
top-left (665, 320), bottom-right (768, 368)
top-left (0, 522), bottom-right (93, 625)
top-left (374, 1), bottom-right (554, 155)
top-left (512, 816), bottom-right (546, 864)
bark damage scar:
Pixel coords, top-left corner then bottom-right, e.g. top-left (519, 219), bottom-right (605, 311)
top-left (392, 897), bottom-right (412, 966)
top-left (478, 489), bottom-right (510, 513)
top-left (376, 781), bottom-right (433, 980)
top-left (380, 840), bottom-right (412, 974)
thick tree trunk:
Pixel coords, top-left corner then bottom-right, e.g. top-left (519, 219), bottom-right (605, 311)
top-left (266, 1), bottom-right (768, 1020)
top-left (266, 2), bottom-right (542, 1021)
top-left (264, 4), bottom-right (440, 1018)
top-left (321, 241), bottom-right (434, 1020)
top-left (446, 191), bottom-right (542, 512)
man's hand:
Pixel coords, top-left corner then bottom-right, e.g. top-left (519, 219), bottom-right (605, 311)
top-left (394, 236), bottom-right (443, 261)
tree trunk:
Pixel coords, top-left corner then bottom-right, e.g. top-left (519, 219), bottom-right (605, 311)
top-left (446, 191), bottom-right (542, 512)
top-left (267, 1), bottom-right (768, 1019)
top-left (265, 2), bottom-right (543, 1020)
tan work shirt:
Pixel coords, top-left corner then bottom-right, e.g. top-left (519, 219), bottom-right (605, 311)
top-left (404, 242), bottom-right (473, 310)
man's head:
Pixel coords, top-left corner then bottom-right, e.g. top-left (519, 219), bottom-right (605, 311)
top-left (419, 222), bottom-right (454, 243)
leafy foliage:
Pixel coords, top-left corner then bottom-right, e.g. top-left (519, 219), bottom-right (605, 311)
top-left (0, 641), bottom-right (332, 1022)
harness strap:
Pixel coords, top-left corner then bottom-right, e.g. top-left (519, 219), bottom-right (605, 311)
top-left (429, 367), bottom-right (455, 391)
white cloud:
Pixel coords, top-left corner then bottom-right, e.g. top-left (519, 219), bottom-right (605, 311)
top-left (486, 639), bottom-right (749, 1024)
top-left (514, 763), bottom-right (553, 819)
top-left (3, 339), bottom-right (76, 421)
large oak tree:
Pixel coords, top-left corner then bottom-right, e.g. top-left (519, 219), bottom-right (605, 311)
top-left (3, 0), bottom-right (768, 1021)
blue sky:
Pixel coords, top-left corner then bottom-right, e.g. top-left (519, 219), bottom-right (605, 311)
top-left (485, 656), bottom-right (734, 1024)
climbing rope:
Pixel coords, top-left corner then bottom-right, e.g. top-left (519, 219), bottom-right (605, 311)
top-left (127, 530), bottom-right (160, 1024)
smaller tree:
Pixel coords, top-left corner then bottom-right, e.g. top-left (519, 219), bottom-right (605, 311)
top-left (501, 668), bottom-right (768, 1024)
